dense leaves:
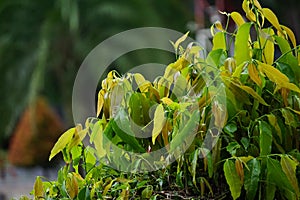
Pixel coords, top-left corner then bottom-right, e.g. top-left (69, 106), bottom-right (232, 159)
top-left (24, 0), bottom-right (300, 199)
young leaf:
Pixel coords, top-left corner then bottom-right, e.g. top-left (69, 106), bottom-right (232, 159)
top-left (174, 31), bottom-right (189, 52)
top-left (234, 22), bottom-right (252, 65)
top-left (230, 12), bottom-right (245, 27)
top-left (224, 159), bottom-right (242, 200)
top-left (244, 158), bottom-right (261, 200)
top-left (280, 155), bottom-right (300, 196)
top-left (212, 32), bottom-right (226, 51)
top-left (152, 104), bottom-right (166, 145)
top-left (92, 121), bottom-right (106, 158)
top-left (49, 127), bottom-right (76, 161)
top-left (280, 25), bottom-right (296, 48)
top-left (33, 176), bottom-right (44, 198)
top-left (259, 121), bottom-right (272, 156)
top-left (262, 8), bottom-right (283, 34)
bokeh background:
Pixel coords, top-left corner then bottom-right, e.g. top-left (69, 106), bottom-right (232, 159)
top-left (0, 0), bottom-right (299, 198)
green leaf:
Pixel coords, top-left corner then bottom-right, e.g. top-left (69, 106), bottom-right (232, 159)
top-left (112, 110), bottom-right (146, 153)
top-left (244, 158), bottom-right (260, 200)
top-left (258, 121), bottom-right (272, 156)
top-left (33, 176), bottom-right (44, 198)
top-left (280, 155), bottom-right (300, 196)
top-left (224, 159), bottom-right (242, 200)
top-left (281, 108), bottom-right (298, 128)
top-left (169, 111), bottom-right (199, 152)
top-left (234, 22), bottom-right (252, 65)
top-left (267, 157), bottom-right (297, 199)
top-left (212, 32), bottom-right (226, 51)
top-left (206, 49), bottom-right (227, 68)
top-left (49, 127), bottom-right (76, 161)
top-left (91, 120), bottom-right (106, 158)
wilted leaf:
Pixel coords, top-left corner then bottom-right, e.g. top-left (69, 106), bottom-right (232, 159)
top-left (224, 159), bottom-right (242, 200)
top-left (174, 31), bottom-right (189, 52)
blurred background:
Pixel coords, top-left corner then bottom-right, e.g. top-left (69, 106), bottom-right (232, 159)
top-left (0, 0), bottom-right (299, 198)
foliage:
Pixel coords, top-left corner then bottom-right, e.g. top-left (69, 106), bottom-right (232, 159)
top-left (22, 0), bottom-right (300, 199)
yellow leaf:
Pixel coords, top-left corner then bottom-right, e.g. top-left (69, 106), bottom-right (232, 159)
top-left (49, 127), bottom-right (76, 161)
top-left (252, 0), bottom-right (262, 10)
top-left (66, 173), bottom-right (79, 199)
top-left (214, 20), bottom-right (224, 31)
top-left (152, 104), bottom-right (166, 144)
top-left (97, 90), bottom-right (105, 117)
top-left (262, 8), bottom-right (283, 34)
top-left (230, 12), bottom-right (245, 27)
top-left (267, 114), bottom-right (282, 143)
top-left (212, 101), bottom-right (227, 129)
top-left (235, 159), bottom-right (244, 184)
top-left (242, 0), bottom-right (256, 22)
top-left (248, 62), bottom-right (262, 87)
top-left (160, 97), bottom-right (173, 105)
top-left (174, 31), bottom-right (189, 51)
top-left (162, 120), bottom-right (169, 148)
top-left (33, 176), bottom-right (44, 198)
top-left (238, 85), bottom-right (269, 106)
top-left (281, 25), bottom-right (297, 48)
top-left (134, 73), bottom-right (151, 92)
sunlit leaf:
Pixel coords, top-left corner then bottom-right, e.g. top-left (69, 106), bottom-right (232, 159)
top-left (262, 8), bottom-right (282, 34)
top-left (66, 173), bottom-right (79, 199)
top-left (281, 25), bottom-right (296, 48)
top-left (49, 127), bottom-right (76, 161)
top-left (242, 0), bottom-right (256, 22)
top-left (281, 108), bottom-right (298, 127)
top-left (212, 32), bottom-right (226, 51)
top-left (238, 85), bottom-right (268, 106)
top-left (230, 12), bottom-right (245, 27)
top-left (224, 159), bottom-right (242, 200)
top-left (152, 104), bottom-right (166, 145)
top-left (92, 121), bottom-right (106, 158)
top-left (234, 23), bottom-right (252, 65)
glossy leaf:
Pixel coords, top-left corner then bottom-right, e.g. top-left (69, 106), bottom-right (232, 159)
top-left (244, 158), bottom-right (260, 200)
top-left (230, 11), bottom-right (245, 27)
top-left (224, 159), bottom-right (242, 200)
top-left (234, 22), bottom-right (252, 65)
top-left (262, 8), bottom-right (282, 34)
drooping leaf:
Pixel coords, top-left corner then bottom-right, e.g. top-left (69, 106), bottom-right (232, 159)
top-left (173, 31), bottom-right (189, 53)
top-left (262, 8), bottom-right (282, 34)
top-left (169, 111), bottom-right (199, 152)
top-left (152, 104), bottom-right (166, 145)
top-left (91, 120), bottom-right (106, 158)
top-left (280, 155), bottom-right (300, 196)
top-left (49, 127), bottom-right (76, 161)
top-left (258, 121), bottom-right (272, 156)
top-left (281, 25), bottom-right (296, 48)
top-left (242, 0), bottom-right (256, 22)
top-left (248, 62), bottom-right (262, 87)
top-left (230, 11), bottom-right (245, 27)
top-left (244, 158), bottom-right (260, 200)
top-left (66, 173), bottom-right (79, 199)
top-left (234, 22), bottom-right (252, 65)
top-left (267, 114), bottom-right (282, 143)
top-left (224, 159), bottom-right (242, 200)
top-left (267, 157), bottom-right (297, 199)
top-left (281, 108), bottom-right (298, 127)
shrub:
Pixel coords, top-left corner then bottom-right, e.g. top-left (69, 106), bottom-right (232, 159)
top-left (23, 0), bottom-right (299, 199)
